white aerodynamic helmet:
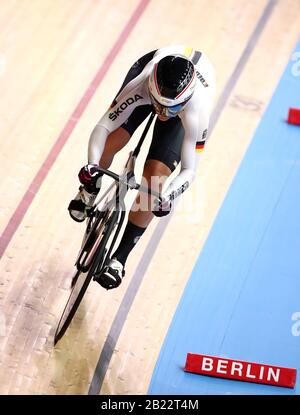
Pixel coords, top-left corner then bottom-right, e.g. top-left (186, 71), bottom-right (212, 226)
top-left (148, 55), bottom-right (196, 117)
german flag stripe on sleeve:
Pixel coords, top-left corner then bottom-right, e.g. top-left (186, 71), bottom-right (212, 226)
top-left (195, 141), bottom-right (205, 152)
top-left (183, 46), bottom-right (193, 58)
top-left (109, 99), bottom-right (117, 109)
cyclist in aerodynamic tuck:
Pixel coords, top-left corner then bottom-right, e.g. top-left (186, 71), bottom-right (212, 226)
top-left (68, 45), bottom-right (216, 289)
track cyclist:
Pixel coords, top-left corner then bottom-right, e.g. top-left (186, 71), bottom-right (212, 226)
top-left (68, 45), bottom-right (216, 289)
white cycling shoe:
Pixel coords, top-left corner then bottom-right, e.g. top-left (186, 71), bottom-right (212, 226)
top-left (68, 186), bottom-right (97, 222)
top-left (94, 258), bottom-right (125, 290)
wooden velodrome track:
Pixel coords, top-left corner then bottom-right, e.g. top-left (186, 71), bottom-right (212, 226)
top-left (0, 0), bottom-right (299, 395)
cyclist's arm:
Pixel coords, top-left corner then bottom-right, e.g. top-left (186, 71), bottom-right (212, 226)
top-left (88, 124), bottom-right (110, 165)
top-left (162, 108), bottom-right (209, 201)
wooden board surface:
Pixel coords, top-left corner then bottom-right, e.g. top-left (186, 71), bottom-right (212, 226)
top-left (0, 0), bottom-right (299, 394)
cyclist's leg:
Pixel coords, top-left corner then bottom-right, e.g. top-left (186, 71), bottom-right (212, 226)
top-left (128, 159), bottom-right (171, 227)
top-left (130, 115), bottom-right (184, 227)
top-left (110, 116), bottom-right (184, 269)
top-left (99, 128), bottom-right (130, 169)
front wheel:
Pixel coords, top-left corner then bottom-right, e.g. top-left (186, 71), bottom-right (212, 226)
top-left (54, 269), bottom-right (92, 345)
top-left (54, 210), bottom-right (119, 345)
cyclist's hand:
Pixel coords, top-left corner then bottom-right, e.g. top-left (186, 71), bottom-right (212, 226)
top-left (78, 164), bottom-right (102, 192)
top-left (152, 196), bottom-right (172, 217)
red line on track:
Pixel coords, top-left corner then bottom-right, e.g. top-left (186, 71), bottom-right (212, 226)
top-left (0, 0), bottom-right (150, 259)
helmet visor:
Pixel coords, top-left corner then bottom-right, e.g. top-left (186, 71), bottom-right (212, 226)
top-left (149, 93), bottom-right (188, 118)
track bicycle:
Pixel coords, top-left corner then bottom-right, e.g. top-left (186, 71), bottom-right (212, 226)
top-left (54, 112), bottom-right (159, 345)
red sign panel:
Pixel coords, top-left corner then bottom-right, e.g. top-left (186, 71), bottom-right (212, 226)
top-left (184, 353), bottom-right (297, 388)
top-left (288, 107), bottom-right (300, 125)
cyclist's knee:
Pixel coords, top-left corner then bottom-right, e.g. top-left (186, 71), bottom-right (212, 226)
top-left (142, 159), bottom-right (171, 191)
top-left (100, 127), bottom-right (131, 168)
